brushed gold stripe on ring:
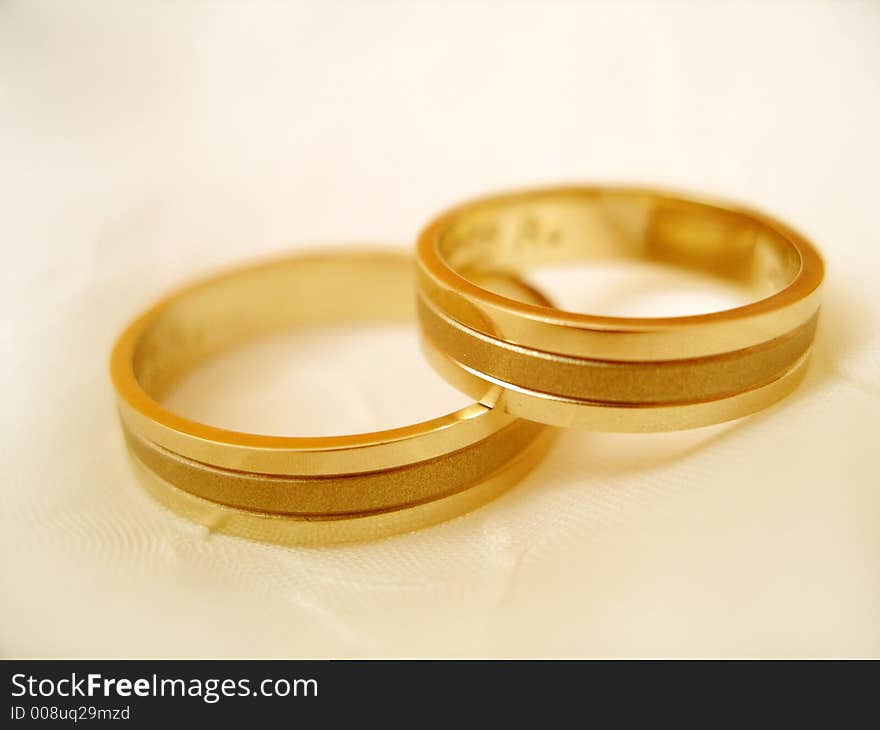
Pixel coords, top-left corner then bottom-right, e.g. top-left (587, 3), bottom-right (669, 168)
top-left (126, 428), bottom-right (555, 546)
top-left (416, 186), bottom-right (824, 430)
top-left (110, 250), bottom-right (555, 544)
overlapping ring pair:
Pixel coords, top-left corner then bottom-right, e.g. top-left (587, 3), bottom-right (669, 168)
top-left (111, 186), bottom-right (824, 544)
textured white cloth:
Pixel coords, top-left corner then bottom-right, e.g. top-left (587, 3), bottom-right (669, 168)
top-left (2, 0), bottom-right (878, 658)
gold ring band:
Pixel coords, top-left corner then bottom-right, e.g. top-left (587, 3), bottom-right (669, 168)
top-left (121, 416), bottom-right (546, 516)
top-left (110, 250), bottom-right (555, 542)
top-left (416, 186), bottom-right (824, 430)
top-left (126, 427), bottom-right (555, 546)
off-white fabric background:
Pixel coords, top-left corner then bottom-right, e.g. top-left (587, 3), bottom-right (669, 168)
top-left (2, 0), bottom-right (879, 657)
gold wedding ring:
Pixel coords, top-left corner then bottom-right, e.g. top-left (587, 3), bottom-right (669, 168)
top-left (417, 186), bottom-right (824, 430)
top-left (110, 250), bottom-right (554, 544)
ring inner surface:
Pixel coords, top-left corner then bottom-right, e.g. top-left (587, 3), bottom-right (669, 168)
top-left (438, 190), bottom-right (801, 308)
top-left (133, 254), bottom-right (416, 402)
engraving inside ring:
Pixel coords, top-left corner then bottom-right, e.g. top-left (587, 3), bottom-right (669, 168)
top-left (438, 190), bottom-right (801, 315)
